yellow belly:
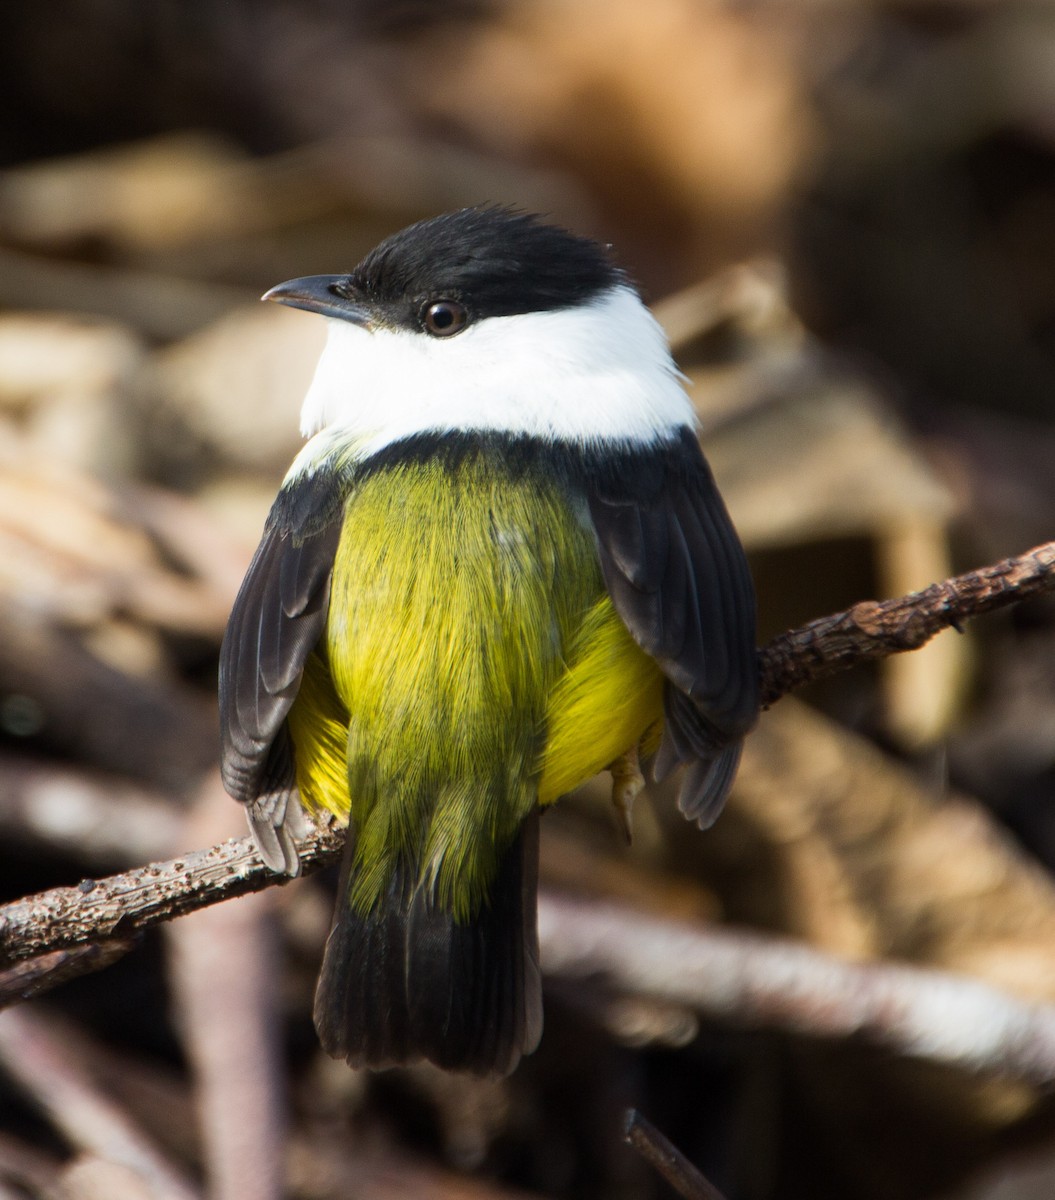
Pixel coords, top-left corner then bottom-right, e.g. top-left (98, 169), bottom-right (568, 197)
top-left (535, 593), bottom-right (663, 802)
top-left (286, 451), bottom-right (663, 916)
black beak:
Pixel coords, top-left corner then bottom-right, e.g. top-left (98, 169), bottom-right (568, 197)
top-left (262, 275), bottom-right (372, 326)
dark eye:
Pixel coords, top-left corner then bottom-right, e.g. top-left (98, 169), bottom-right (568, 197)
top-left (423, 300), bottom-right (468, 337)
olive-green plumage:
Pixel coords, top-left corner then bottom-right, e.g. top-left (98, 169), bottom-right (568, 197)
top-left (287, 448), bottom-right (664, 924)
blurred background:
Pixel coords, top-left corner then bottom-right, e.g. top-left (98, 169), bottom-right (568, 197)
top-left (0, 2), bottom-right (1054, 1198)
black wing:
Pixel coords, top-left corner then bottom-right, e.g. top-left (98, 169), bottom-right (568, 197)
top-left (219, 493), bottom-right (343, 874)
top-left (588, 427), bottom-right (759, 828)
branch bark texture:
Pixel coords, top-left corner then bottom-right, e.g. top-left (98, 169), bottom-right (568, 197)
top-left (624, 1109), bottom-right (728, 1200)
top-left (757, 539), bottom-right (1055, 705)
top-left (0, 825), bottom-right (343, 969)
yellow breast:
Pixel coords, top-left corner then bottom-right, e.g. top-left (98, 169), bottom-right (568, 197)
top-left (286, 450), bottom-right (663, 915)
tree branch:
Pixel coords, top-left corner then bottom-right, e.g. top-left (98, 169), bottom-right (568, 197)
top-left (757, 539), bottom-right (1055, 705)
top-left (623, 1109), bottom-right (728, 1200)
top-left (1, 539), bottom-right (1054, 1072)
top-left (0, 823), bottom-right (343, 970)
top-left (0, 940), bottom-right (136, 1006)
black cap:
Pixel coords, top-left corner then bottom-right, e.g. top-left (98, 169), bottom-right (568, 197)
top-left (265, 207), bottom-right (626, 333)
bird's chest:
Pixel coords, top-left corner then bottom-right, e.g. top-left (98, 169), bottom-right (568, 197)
top-left (324, 456), bottom-right (602, 726)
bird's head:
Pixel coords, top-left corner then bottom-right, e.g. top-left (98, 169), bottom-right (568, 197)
top-left (265, 207), bottom-right (690, 449)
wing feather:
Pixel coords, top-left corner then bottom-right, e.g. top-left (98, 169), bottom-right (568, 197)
top-left (219, 496), bottom-right (343, 871)
top-left (589, 429), bottom-right (759, 826)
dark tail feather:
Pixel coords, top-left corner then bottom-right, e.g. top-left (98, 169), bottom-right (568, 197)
top-left (314, 811), bottom-right (542, 1077)
top-left (676, 743), bottom-right (742, 829)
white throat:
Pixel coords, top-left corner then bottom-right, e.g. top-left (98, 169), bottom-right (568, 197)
top-left (296, 285), bottom-right (694, 455)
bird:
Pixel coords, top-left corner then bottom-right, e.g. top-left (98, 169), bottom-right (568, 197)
top-left (219, 207), bottom-right (759, 1077)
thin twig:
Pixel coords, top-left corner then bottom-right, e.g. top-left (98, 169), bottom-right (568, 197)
top-left (0, 939), bottom-right (135, 1007)
top-left (757, 539), bottom-right (1055, 705)
top-left (623, 1109), bottom-right (728, 1200)
top-left (0, 823), bottom-right (343, 969)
